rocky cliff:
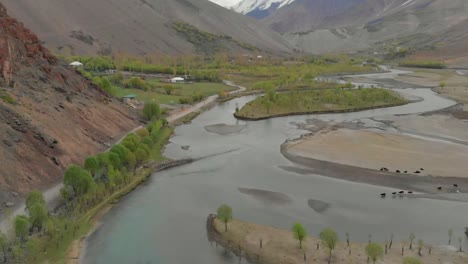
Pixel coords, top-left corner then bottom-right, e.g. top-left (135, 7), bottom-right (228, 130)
top-left (0, 3), bottom-right (138, 208)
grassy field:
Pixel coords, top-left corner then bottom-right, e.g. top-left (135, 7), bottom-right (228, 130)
top-left (213, 218), bottom-right (468, 264)
top-left (114, 81), bottom-right (233, 104)
top-left (235, 88), bottom-right (406, 119)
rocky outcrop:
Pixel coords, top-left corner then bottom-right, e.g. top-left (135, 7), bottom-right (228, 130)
top-left (0, 3), bottom-right (138, 207)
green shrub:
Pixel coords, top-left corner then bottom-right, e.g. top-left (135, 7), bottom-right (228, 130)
top-left (142, 102), bottom-right (161, 121)
top-left (399, 60), bottom-right (446, 69)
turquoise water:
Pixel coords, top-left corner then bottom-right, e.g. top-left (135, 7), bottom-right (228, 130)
top-left (82, 73), bottom-right (468, 263)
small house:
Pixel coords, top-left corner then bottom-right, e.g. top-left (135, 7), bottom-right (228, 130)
top-left (122, 94), bottom-right (137, 104)
top-left (69, 61), bottom-right (83, 68)
top-left (171, 77), bottom-right (185, 83)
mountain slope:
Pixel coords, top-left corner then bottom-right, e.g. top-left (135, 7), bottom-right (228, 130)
top-left (0, 3), bottom-right (138, 206)
top-left (283, 0), bottom-right (468, 67)
top-left (1, 0), bottom-right (293, 56)
top-left (263, 0), bottom-right (366, 33)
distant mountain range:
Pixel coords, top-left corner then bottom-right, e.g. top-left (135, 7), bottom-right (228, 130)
top-left (224, 0), bottom-right (468, 67)
top-left (1, 0), bottom-right (292, 56)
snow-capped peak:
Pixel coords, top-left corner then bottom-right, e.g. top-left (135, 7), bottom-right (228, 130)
top-left (234, 0), bottom-right (296, 15)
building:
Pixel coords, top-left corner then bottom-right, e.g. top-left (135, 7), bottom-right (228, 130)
top-left (69, 61), bottom-right (83, 68)
top-left (170, 77), bottom-right (185, 83)
top-left (122, 94), bottom-right (137, 104)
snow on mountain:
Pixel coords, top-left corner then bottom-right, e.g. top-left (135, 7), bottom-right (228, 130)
top-left (234, 0), bottom-right (295, 16)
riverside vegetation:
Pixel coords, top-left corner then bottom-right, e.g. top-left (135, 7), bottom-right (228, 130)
top-left (0, 102), bottom-right (172, 263)
top-left (212, 205), bottom-right (467, 264)
top-left (235, 88), bottom-right (407, 120)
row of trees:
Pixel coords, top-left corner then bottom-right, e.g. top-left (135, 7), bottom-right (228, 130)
top-left (3, 111), bottom-right (170, 262)
top-left (215, 205), bottom-right (458, 264)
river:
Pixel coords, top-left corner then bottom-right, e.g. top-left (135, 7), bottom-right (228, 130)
top-left (82, 69), bottom-right (468, 263)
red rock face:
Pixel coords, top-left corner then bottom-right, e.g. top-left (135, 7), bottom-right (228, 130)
top-left (0, 3), bottom-right (138, 204)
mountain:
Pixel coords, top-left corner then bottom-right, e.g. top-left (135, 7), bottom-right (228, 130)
top-left (234, 0), bottom-right (295, 19)
top-left (281, 0), bottom-right (468, 67)
top-left (263, 0), bottom-right (366, 33)
top-left (1, 0), bottom-right (293, 56)
top-left (0, 3), bottom-right (138, 206)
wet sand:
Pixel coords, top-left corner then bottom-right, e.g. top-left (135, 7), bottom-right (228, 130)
top-left (238, 188), bottom-right (292, 205)
top-left (205, 123), bottom-right (246, 135)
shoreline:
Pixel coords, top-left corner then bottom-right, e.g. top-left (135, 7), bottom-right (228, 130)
top-left (280, 140), bottom-right (468, 200)
top-left (67, 159), bottom-right (193, 264)
top-left (207, 216), bottom-right (468, 264)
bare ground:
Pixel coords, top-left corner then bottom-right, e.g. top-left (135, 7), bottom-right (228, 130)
top-left (285, 128), bottom-right (468, 179)
top-left (396, 69), bottom-right (468, 111)
top-left (213, 218), bottom-right (468, 264)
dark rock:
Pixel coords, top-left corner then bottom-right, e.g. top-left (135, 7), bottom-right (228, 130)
top-left (181, 145), bottom-right (190, 150)
top-left (51, 157), bottom-right (60, 166)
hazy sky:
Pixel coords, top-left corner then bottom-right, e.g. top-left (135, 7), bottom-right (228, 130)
top-left (210, 0), bottom-right (242, 7)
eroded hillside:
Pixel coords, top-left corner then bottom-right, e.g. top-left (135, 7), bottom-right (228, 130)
top-left (1, 0), bottom-right (293, 56)
top-left (0, 3), bottom-right (138, 207)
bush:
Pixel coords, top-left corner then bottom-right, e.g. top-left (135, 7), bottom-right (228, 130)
top-left (179, 97), bottom-right (192, 104)
top-left (92, 77), bottom-right (117, 96)
top-left (125, 77), bottom-right (146, 90)
top-left (142, 102), bottom-right (161, 121)
top-left (399, 60), bottom-right (446, 69)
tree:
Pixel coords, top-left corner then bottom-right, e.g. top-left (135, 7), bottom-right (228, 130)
top-left (409, 233), bottom-right (416, 250)
top-left (403, 257), bottom-right (422, 264)
top-left (417, 239), bottom-right (424, 256)
top-left (389, 233), bottom-right (394, 249)
top-left (217, 204), bottom-right (233, 232)
top-left (458, 237), bottom-right (463, 252)
top-left (366, 243), bottom-right (384, 264)
top-left (84, 156), bottom-right (99, 176)
top-left (0, 231), bottom-right (8, 262)
top-left (142, 102), bottom-right (161, 121)
top-left (135, 147), bottom-right (149, 167)
top-left (108, 152), bottom-right (121, 169)
top-left (25, 191), bottom-right (45, 213)
top-left (64, 165), bottom-right (95, 196)
top-left (263, 100), bottom-right (273, 114)
top-left (449, 228), bottom-right (453, 245)
top-left (29, 203), bottom-right (48, 232)
top-left (320, 228), bottom-right (339, 263)
top-left (14, 215), bottom-right (29, 244)
top-left (345, 232), bottom-right (350, 247)
top-left (135, 128), bottom-right (150, 139)
top-left (127, 152), bottom-right (137, 172)
top-left (25, 237), bottom-right (41, 262)
top-left (292, 223), bottom-right (307, 249)
top-left (163, 84), bottom-right (175, 95)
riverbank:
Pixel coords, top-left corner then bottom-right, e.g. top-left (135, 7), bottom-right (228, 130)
top-left (65, 158), bottom-right (193, 264)
top-left (234, 89), bottom-right (407, 120)
top-left (208, 216), bottom-right (468, 264)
